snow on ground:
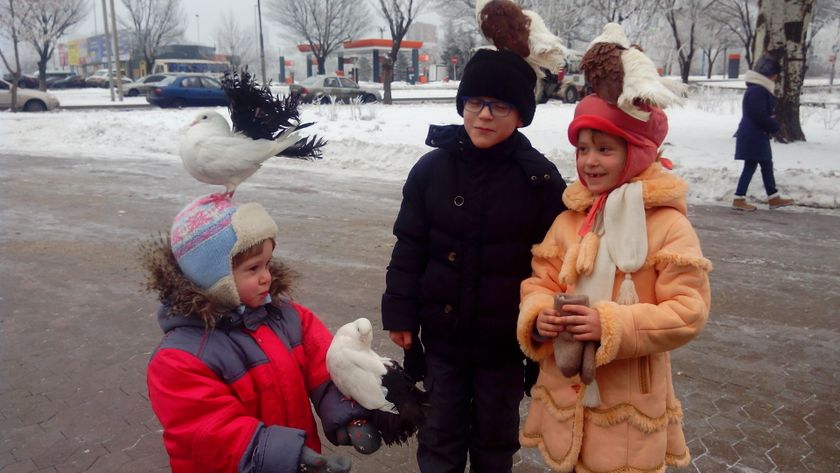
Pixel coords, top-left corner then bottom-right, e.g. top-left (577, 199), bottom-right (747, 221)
top-left (2, 85), bottom-right (839, 209)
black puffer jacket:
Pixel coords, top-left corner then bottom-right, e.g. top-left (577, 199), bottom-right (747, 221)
top-left (382, 124), bottom-right (567, 366)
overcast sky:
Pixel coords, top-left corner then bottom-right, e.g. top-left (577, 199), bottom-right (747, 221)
top-left (75, 0), bottom-right (440, 51)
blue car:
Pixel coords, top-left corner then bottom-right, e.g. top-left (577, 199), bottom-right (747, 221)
top-left (146, 74), bottom-right (227, 108)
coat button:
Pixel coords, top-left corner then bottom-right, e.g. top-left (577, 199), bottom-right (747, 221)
top-left (444, 304), bottom-right (453, 314)
top-left (544, 173), bottom-right (551, 180)
top-left (530, 175), bottom-right (538, 182)
top-left (447, 251), bottom-right (457, 262)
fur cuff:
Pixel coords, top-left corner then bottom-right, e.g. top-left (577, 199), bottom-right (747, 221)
top-left (645, 250), bottom-right (713, 272)
top-left (593, 301), bottom-right (622, 366)
top-left (518, 293), bottom-right (556, 361)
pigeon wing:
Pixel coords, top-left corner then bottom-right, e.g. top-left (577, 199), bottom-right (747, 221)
top-left (327, 344), bottom-right (396, 413)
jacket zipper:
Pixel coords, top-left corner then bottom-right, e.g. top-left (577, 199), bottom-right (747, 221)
top-left (639, 356), bottom-right (651, 394)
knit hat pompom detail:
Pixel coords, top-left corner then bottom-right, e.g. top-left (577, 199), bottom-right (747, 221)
top-left (170, 193), bottom-right (278, 308)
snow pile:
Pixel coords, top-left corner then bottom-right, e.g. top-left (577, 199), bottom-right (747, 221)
top-left (1, 86), bottom-right (838, 209)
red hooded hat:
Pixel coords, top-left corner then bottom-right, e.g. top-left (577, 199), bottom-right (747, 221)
top-left (568, 94), bottom-right (669, 189)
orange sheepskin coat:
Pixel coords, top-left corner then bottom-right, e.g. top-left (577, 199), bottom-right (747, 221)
top-left (517, 163), bottom-right (711, 473)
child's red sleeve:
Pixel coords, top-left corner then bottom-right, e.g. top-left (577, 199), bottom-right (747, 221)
top-left (292, 302), bottom-right (333, 391)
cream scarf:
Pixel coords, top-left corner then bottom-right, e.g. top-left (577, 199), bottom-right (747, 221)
top-left (745, 70), bottom-right (776, 94)
top-left (572, 181), bottom-right (647, 405)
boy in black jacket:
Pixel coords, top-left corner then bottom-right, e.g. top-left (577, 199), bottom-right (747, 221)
top-left (381, 47), bottom-right (568, 473)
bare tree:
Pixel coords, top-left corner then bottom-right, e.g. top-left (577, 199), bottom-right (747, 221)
top-left (0, 0), bottom-right (35, 111)
top-left (586, 0), bottom-right (650, 24)
top-left (375, 0), bottom-right (428, 104)
top-left (711, 0), bottom-right (758, 68)
top-left (215, 11), bottom-right (256, 70)
top-left (661, 0), bottom-right (719, 83)
top-left (754, 0), bottom-right (815, 142)
top-left (524, 0), bottom-right (593, 48)
top-left (120, 0), bottom-right (185, 73)
top-left (18, 0), bottom-right (86, 90)
top-left (698, 12), bottom-right (735, 78)
top-left (267, 0), bottom-right (369, 75)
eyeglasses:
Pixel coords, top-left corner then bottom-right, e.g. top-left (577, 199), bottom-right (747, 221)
top-left (461, 96), bottom-right (515, 117)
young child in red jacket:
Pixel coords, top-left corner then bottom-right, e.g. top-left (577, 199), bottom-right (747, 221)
top-left (141, 193), bottom-right (377, 473)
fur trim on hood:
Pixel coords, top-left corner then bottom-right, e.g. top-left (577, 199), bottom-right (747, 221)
top-left (139, 234), bottom-right (295, 328)
top-left (562, 162), bottom-right (688, 215)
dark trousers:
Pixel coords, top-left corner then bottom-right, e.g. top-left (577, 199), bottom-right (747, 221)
top-left (417, 352), bottom-right (523, 473)
top-left (736, 159), bottom-right (777, 197)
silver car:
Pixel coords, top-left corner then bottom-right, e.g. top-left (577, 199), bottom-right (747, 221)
top-left (0, 79), bottom-right (60, 111)
top-left (121, 74), bottom-right (170, 96)
top-left (289, 75), bottom-right (381, 104)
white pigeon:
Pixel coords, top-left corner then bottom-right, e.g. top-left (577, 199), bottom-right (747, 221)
top-left (327, 317), bottom-right (397, 413)
top-left (327, 317), bottom-right (427, 446)
top-left (178, 110), bottom-right (302, 195)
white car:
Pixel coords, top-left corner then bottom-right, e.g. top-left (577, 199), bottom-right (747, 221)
top-left (0, 79), bottom-right (60, 111)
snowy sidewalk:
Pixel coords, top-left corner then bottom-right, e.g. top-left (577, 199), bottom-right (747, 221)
top-left (1, 151), bottom-right (838, 472)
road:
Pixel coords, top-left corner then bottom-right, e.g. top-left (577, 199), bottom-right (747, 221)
top-left (1, 152), bottom-right (838, 472)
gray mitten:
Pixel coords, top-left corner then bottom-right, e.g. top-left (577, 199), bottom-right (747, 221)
top-left (298, 446), bottom-right (352, 473)
top-left (553, 331), bottom-right (584, 377)
top-left (553, 294), bottom-right (590, 377)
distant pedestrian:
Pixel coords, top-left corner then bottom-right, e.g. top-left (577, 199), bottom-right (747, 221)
top-left (732, 56), bottom-right (795, 211)
top-left (381, 2), bottom-right (568, 471)
top-left (140, 194), bottom-right (377, 473)
top-left (517, 23), bottom-right (711, 473)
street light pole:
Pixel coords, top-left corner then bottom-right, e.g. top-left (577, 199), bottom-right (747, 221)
top-left (100, 0), bottom-right (114, 101)
top-left (195, 14), bottom-right (200, 44)
top-left (109, 0), bottom-right (123, 101)
top-left (257, 0), bottom-right (267, 83)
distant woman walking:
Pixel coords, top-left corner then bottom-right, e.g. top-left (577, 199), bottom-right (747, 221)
top-left (732, 56), bottom-right (794, 211)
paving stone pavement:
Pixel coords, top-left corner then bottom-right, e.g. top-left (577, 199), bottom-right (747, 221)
top-left (1, 153), bottom-right (838, 473)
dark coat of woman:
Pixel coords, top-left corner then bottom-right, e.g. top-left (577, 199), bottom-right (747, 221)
top-left (381, 124), bottom-right (567, 369)
top-left (734, 81), bottom-right (779, 162)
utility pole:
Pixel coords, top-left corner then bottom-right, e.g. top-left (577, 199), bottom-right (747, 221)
top-left (257, 0), bottom-right (267, 83)
top-left (101, 0), bottom-right (114, 101)
top-left (196, 14), bottom-right (200, 43)
top-left (109, 0), bottom-right (124, 100)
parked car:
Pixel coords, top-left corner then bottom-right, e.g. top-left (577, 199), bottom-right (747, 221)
top-left (121, 74), bottom-right (169, 96)
top-left (85, 68), bottom-right (130, 88)
top-left (2, 73), bottom-right (39, 89)
top-left (40, 71), bottom-right (76, 88)
top-left (146, 74), bottom-right (227, 108)
top-left (0, 79), bottom-right (60, 111)
top-left (289, 75), bottom-right (381, 104)
top-left (50, 74), bottom-right (89, 89)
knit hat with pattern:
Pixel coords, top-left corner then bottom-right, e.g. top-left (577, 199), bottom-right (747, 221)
top-left (170, 193), bottom-right (278, 308)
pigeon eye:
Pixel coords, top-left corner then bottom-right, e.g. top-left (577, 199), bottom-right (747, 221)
top-left (202, 115), bottom-right (208, 119)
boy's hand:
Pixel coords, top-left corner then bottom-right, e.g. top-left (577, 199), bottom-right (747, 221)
top-left (389, 330), bottom-right (412, 349)
top-left (558, 304), bottom-right (601, 342)
top-left (536, 307), bottom-right (564, 338)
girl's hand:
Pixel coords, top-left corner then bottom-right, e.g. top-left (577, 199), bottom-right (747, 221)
top-left (536, 307), bottom-right (565, 338)
top-left (558, 304), bottom-right (602, 342)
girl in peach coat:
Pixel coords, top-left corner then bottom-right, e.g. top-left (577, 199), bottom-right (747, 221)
top-left (517, 92), bottom-right (712, 473)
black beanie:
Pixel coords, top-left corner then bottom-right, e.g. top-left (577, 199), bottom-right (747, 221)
top-left (754, 56), bottom-right (782, 77)
top-left (456, 49), bottom-right (537, 126)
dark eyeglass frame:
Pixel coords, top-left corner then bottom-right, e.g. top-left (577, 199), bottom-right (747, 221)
top-left (461, 96), bottom-right (515, 118)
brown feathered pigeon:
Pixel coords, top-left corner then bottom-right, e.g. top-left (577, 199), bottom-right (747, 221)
top-left (580, 23), bottom-right (685, 120)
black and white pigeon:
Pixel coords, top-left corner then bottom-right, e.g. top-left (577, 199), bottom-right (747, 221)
top-left (326, 317), bottom-right (428, 446)
top-left (178, 70), bottom-right (326, 195)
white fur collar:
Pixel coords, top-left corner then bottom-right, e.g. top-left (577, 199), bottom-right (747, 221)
top-left (745, 70), bottom-right (776, 94)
